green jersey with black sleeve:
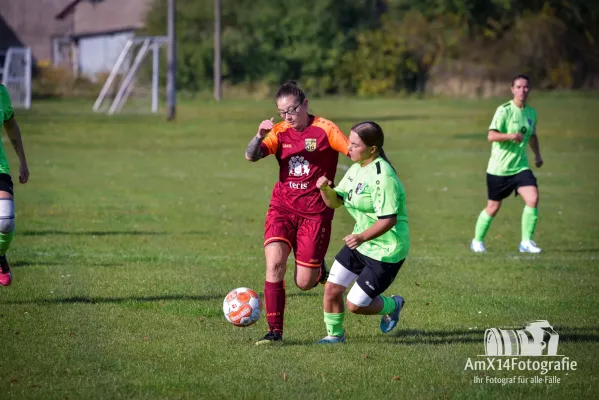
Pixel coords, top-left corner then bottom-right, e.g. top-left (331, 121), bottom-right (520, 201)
top-left (334, 157), bottom-right (409, 263)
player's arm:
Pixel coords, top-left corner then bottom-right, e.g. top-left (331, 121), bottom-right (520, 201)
top-left (487, 107), bottom-right (522, 143)
top-left (344, 217), bottom-right (397, 250)
top-left (245, 118), bottom-right (276, 161)
top-left (488, 130), bottom-right (523, 143)
top-left (326, 123), bottom-right (350, 156)
top-left (245, 134), bottom-right (266, 161)
top-left (528, 127), bottom-right (543, 167)
top-left (1, 88), bottom-right (29, 184)
top-left (352, 217), bottom-right (396, 244)
top-left (316, 176), bottom-right (343, 209)
top-left (343, 175), bottom-right (399, 249)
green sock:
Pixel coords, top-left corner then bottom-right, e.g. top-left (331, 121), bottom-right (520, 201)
top-left (378, 295), bottom-right (396, 315)
top-left (474, 210), bottom-right (494, 242)
top-left (522, 206), bottom-right (538, 241)
top-left (0, 229), bottom-right (14, 256)
top-left (324, 312), bottom-right (344, 337)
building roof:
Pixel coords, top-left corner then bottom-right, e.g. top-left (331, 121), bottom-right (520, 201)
top-left (56, 0), bottom-right (151, 36)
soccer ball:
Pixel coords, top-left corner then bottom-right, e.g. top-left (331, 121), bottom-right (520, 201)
top-left (223, 287), bottom-right (262, 327)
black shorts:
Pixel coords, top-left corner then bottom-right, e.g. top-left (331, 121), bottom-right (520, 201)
top-left (334, 245), bottom-right (405, 299)
top-left (0, 173), bottom-right (14, 196)
top-left (487, 170), bottom-right (537, 201)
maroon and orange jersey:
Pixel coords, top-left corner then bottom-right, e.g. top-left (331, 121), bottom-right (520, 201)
top-left (260, 116), bottom-right (349, 221)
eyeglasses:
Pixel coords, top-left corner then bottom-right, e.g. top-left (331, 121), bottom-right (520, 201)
top-left (277, 102), bottom-right (302, 118)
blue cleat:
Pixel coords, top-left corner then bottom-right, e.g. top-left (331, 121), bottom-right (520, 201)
top-left (380, 295), bottom-right (405, 333)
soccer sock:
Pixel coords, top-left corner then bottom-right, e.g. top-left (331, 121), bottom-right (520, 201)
top-left (522, 206), bottom-right (539, 241)
top-left (324, 312), bottom-right (344, 337)
top-left (378, 295), bottom-right (397, 315)
top-left (264, 280), bottom-right (286, 335)
top-left (0, 230), bottom-right (14, 256)
top-left (474, 210), bottom-right (494, 242)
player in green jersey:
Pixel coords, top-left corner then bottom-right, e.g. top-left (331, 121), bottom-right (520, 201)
top-left (315, 121), bottom-right (409, 344)
top-left (0, 85), bottom-right (30, 286)
top-left (470, 74), bottom-right (543, 254)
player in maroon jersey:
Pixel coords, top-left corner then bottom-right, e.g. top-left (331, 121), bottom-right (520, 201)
top-left (245, 81), bottom-right (349, 344)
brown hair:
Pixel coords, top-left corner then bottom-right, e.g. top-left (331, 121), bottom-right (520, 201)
top-left (275, 80), bottom-right (306, 103)
top-left (511, 74), bottom-right (530, 87)
top-left (351, 121), bottom-right (395, 171)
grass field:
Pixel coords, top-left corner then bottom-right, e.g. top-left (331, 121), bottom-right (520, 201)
top-left (1, 92), bottom-right (598, 399)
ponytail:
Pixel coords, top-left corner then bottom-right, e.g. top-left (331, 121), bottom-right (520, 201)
top-left (379, 149), bottom-right (396, 172)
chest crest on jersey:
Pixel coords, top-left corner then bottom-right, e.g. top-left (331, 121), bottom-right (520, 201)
top-left (356, 183), bottom-right (365, 195)
top-left (304, 138), bottom-right (317, 152)
top-left (289, 156), bottom-right (310, 177)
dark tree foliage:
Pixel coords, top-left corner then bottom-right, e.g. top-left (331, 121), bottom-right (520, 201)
top-left (144, 0), bottom-right (599, 95)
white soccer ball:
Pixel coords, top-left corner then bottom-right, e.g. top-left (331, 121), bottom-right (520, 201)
top-left (223, 287), bottom-right (262, 327)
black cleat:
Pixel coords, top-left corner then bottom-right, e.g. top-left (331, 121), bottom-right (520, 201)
top-left (318, 260), bottom-right (329, 285)
top-left (255, 331), bottom-right (283, 345)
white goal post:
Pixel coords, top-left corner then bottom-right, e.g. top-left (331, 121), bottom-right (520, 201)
top-left (93, 36), bottom-right (168, 114)
top-left (1, 47), bottom-right (32, 109)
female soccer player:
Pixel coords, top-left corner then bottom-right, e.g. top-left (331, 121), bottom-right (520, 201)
top-left (470, 74), bottom-right (544, 253)
top-left (0, 84), bottom-right (30, 286)
top-left (315, 121), bottom-right (409, 344)
top-left (245, 81), bottom-right (349, 344)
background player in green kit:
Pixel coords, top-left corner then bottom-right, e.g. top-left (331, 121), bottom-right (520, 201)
top-left (315, 121), bottom-right (409, 344)
top-left (0, 85), bottom-right (30, 286)
top-left (471, 74), bottom-right (543, 254)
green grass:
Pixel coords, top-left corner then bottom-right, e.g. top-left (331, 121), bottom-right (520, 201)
top-left (1, 92), bottom-right (598, 399)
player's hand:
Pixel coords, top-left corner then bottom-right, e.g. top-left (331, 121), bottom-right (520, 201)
top-left (19, 162), bottom-right (29, 184)
top-left (535, 155), bottom-right (543, 168)
top-left (511, 133), bottom-right (524, 143)
top-left (257, 118), bottom-right (274, 138)
top-left (316, 176), bottom-right (332, 190)
top-left (344, 234), bottom-right (364, 250)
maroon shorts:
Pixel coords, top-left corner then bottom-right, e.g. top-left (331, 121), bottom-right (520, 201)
top-left (264, 206), bottom-right (332, 268)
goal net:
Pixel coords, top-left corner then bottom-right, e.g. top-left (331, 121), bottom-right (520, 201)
top-left (93, 37), bottom-right (167, 114)
top-left (1, 47), bottom-right (32, 109)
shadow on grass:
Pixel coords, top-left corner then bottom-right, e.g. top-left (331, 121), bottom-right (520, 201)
top-left (2, 290), bottom-right (319, 305)
top-left (552, 248), bottom-right (599, 253)
top-left (20, 230), bottom-right (167, 237)
top-left (3, 294), bottom-right (222, 305)
top-left (12, 260), bottom-right (122, 268)
top-left (284, 326), bottom-right (599, 346)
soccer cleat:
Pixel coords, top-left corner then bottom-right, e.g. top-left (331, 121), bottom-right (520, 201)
top-left (319, 260), bottom-right (329, 285)
top-left (519, 240), bottom-right (542, 254)
top-left (0, 256), bottom-right (12, 286)
top-left (380, 295), bottom-right (405, 333)
top-left (316, 333), bottom-right (345, 344)
top-left (255, 331), bottom-right (283, 345)
top-left (470, 239), bottom-right (487, 253)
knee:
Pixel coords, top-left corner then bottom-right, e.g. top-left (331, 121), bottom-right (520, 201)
top-left (294, 266), bottom-right (317, 291)
top-left (265, 261), bottom-right (286, 281)
top-left (486, 202), bottom-right (501, 217)
top-left (526, 195), bottom-right (539, 208)
top-left (345, 299), bottom-right (362, 314)
top-left (295, 277), bottom-right (312, 291)
top-left (324, 284), bottom-right (345, 301)
top-left (0, 199), bottom-right (14, 233)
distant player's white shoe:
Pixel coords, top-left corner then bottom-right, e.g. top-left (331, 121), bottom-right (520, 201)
top-left (470, 239), bottom-right (487, 253)
top-left (519, 240), bottom-right (542, 253)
